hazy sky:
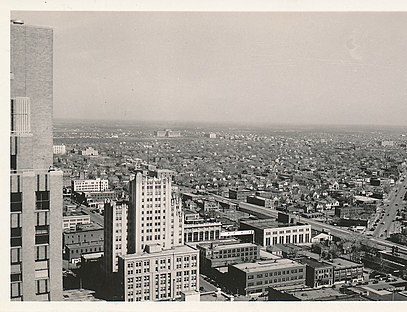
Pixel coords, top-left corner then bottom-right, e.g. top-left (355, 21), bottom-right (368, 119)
top-left (11, 11), bottom-right (407, 126)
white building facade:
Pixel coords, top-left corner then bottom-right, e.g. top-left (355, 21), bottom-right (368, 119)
top-left (72, 178), bottom-right (109, 192)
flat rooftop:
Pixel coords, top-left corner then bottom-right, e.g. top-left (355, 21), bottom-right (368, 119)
top-left (64, 222), bottom-right (103, 233)
top-left (184, 221), bottom-right (222, 227)
top-left (326, 258), bottom-right (362, 269)
top-left (240, 219), bottom-right (309, 230)
top-left (232, 258), bottom-right (303, 273)
top-left (301, 258), bottom-right (333, 269)
top-left (289, 287), bottom-right (344, 301)
top-left (202, 242), bottom-right (258, 251)
top-left (121, 245), bottom-right (197, 260)
top-left (63, 210), bottom-right (89, 217)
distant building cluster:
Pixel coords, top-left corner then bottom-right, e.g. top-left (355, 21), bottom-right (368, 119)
top-left (155, 129), bottom-right (181, 138)
top-left (80, 147), bottom-right (99, 156)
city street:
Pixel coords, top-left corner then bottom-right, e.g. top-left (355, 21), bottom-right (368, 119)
top-left (237, 198), bottom-right (407, 254)
top-left (373, 173), bottom-right (407, 238)
top-left (80, 206), bottom-right (104, 227)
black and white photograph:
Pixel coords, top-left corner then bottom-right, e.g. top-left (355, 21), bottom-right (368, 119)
top-left (3, 0), bottom-right (407, 310)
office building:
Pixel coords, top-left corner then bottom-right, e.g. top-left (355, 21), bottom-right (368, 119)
top-left (166, 130), bottom-right (181, 138)
top-left (228, 259), bottom-right (306, 295)
top-left (110, 169), bottom-right (199, 301)
top-left (154, 129), bottom-right (181, 138)
top-left (73, 190), bottom-right (116, 209)
top-left (63, 211), bottom-right (91, 230)
top-left (300, 258), bottom-right (334, 288)
top-left (239, 219), bottom-right (312, 247)
top-left (127, 170), bottom-right (183, 253)
top-left (197, 240), bottom-right (260, 270)
top-left (247, 195), bottom-right (273, 208)
top-left (80, 147), bottom-right (99, 156)
top-left (154, 130), bottom-right (166, 137)
top-left (10, 21), bottom-right (63, 301)
top-left (72, 178), bottom-right (109, 192)
top-left (53, 144), bottom-right (66, 155)
top-left (328, 258), bottom-right (364, 284)
top-left (118, 245), bottom-right (199, 301)
top-left (63, 223), bottom-right (104, 264)
top-left (184, 221), bottom-right (222, 243)
top-left (229, 188), bottom-right (255, 201)
top-left (104, 200), bottom-right (128, 274)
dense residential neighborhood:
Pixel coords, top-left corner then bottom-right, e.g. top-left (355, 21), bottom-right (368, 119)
top-left (54, 121), bottom-right (407, 301)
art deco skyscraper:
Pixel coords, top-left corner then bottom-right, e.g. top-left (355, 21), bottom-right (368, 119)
top-left (10, 20), bottom-right (63, 301)
top-left (127, 169), bottom-right (184, 253)
top-left (115, 169), bottom-right (199, 301)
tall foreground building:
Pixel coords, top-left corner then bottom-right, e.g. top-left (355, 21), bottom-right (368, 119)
top-left (10, 21), bottom-right (63, 301)
top-left (108, 169), bottom-right (199, 301)
top-left (127, 169), bottom-right (184, 253)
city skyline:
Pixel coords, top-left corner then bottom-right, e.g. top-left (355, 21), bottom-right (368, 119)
top-left (10, 11), bottom-right (407, 127)
top-left (5, 5), bottom-right (407, 307)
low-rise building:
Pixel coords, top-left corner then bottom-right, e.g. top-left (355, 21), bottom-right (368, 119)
top-left (63, 223), bottom-right (104, 264)
top-left (154, 129), bottom-right (181, 138)
top-left (247, 195), bottom-right (273, 208)
top-left (184, 221), bottom-right (222, 243)
top-left (80, 147), bottom-right (99, 156)
top-left (196, 199), bottom-right (219, 213)
top-left (239, 219), bottom-right (312, 247)
top-left (229, 188), bottom-right (255, 201)
top-left (205, 133), bottom-right (216, 139)
top-left (72, 178), bottom-right (109, 192)
top-left (166, 130), bottom-right (181, 138)
top-left (73, 190), bottom-right (117, 209)
top-left (300, 258), bottom-right (334, 288)
top-left (228, 259), bottom-right (306, 295)
top-left (63, 211), bottom-right (91, 230)
top-left (53, 144), bottom-right (66, 155)
top-left (328, 258), bottom-right (364, 284)
top-left (311, 232), bottom-right (333, 244)
top-left (154, 130), bottom-right (166, 137)
top-left (197, 240), bottom-right (260, 270)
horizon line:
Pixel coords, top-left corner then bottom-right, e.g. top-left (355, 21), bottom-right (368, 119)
top-left (53, 117), bottom-right (407, 130)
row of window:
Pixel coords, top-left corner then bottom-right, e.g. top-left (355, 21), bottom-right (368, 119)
top-left (70, 246), bottom-right (103, 254)
top-left (214, 252), bottom-right (256, 259)
top-left (247, 275), bottom-right (304, 287)
top-left (127, 282), bottom-right (196, 301)
top-left (142, 197), bottom-right (165, 202)
top-left (143, 184), bottom-right (163, 190)
top-left (128, 256), bottom-right (197, 269)
top-left (265, 233), bottom-right (310, 245)
top-left (185, 231), bottom-right (219, 242)
top-left (248, 268), bottom-right (304, 280)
